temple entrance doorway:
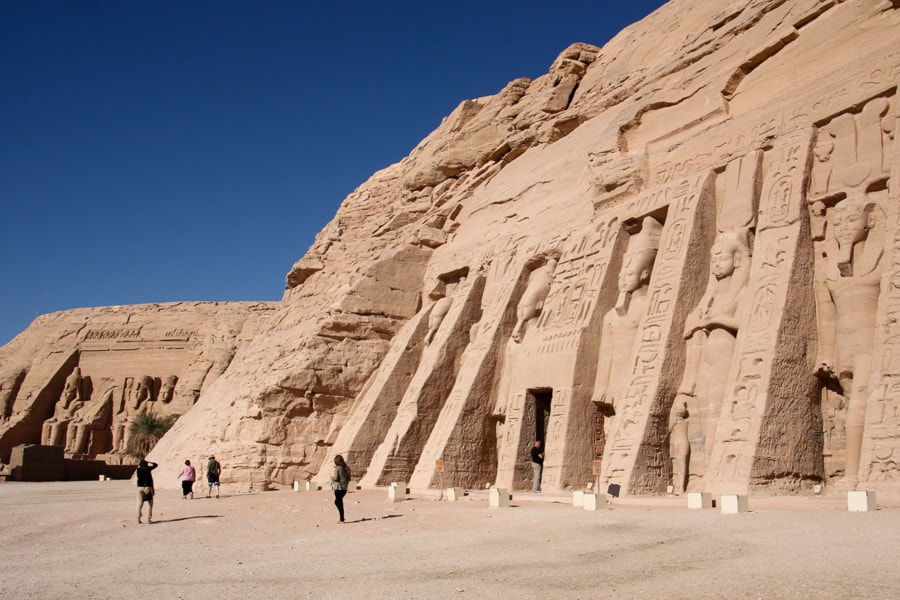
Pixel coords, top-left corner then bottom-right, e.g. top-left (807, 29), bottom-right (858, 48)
top-left (528, 388), bottom-right (552, 448)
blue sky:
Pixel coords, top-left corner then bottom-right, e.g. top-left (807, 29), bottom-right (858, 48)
top-left (0, 0), bottom-right (667, 346)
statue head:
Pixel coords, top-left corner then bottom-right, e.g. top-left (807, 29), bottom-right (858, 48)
top-left (828, 195), bottom-right (877, 267)
top-left (61, 367), bottom-right (83, 407)
top-left (618, 217), bottom-right (662, 293)
top-left (159, 375), bottom-right (178, 404)
top-left (132, 375), bottom-right (154, 410)
top-left (710, 230), bottom-right (751, 281)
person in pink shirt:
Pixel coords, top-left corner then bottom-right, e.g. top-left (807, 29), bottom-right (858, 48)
top-left (179, 459), bottom-right (197, 499)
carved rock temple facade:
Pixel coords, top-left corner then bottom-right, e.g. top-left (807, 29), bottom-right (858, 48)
top-left (4, 0), bottom-right (900, 498)
top-left (0, 303), bottom-right (275, 465)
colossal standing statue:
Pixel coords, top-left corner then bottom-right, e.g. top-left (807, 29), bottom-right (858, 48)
top-left (592, 217), bottom-right (663, 427)
top-left (817, 196), bottom-right (883, 487)
top-left (673, 229), bottom-right (752, 478)
top-left (809, 97), bottom-right (892, 488)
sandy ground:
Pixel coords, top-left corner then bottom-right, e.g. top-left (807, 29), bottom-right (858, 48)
top-left (1, 480), bottom-right (899, 600)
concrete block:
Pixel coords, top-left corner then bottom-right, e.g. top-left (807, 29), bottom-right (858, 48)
top-left (720, 494), bottom-right (749, 514)
top-left (489, 487), bottom-right (510, 508)
top-left (687, 492), bottom-right (713, 509)
top-left (583, 493), bottom-right (608, 511)
top-left (847, 490), bottom-right (877, 512)
top-left (388, 481), bottom-right (407, 502)
top-left (446, 487), bottom-right (464, 501)
top-left (573, 490), bottom-right (585, 507)
top-left (304, 481), bottom-right (318, 491)
top-left (292, 480), bottom-right (300, 492)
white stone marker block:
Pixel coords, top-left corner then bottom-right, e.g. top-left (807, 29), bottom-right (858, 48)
top-left (489, 487), bottom-right (510, 508)
top-left (847, 490), bottom-right (877, 512)
top-left (98, 475), bottom-right (105, 481)
top-left (388, 482), bottom-right (407, 502)
top-left (447, 487), bottom-right (464, 501)
top-left (573, 490), bottom-right (585, 507)
top-left (583, 493), bottom-right (608, 511)
top-left (292, 480), bottom-right (300, 492)
top-left (687, 492), bottom-right (713, 509)
top-left (720, 494), bottom-right (749, 514)
top-left (305, 481), bottom-right (318, 491)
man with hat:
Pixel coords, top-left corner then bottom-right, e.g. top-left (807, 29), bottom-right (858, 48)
top-left (206, 455), bottom-right (221, 498)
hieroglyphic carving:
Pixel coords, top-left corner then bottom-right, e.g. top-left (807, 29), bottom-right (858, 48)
top-left (705, 129), bottom-right (815, 492)
top-left (82, 328), bottom-right (142, 341)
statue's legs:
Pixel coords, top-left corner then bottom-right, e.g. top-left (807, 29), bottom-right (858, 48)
top-left (842, 353), bottom-right (872, 487)
top-left (700, 329), bottom-right (737, 460)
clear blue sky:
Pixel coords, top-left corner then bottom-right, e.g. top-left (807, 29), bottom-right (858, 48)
top-left (0, 0), bottom-right (667, 346)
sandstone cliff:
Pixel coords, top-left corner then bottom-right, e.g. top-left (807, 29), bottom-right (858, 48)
top-left (6, 0), bottom-right (900, 499)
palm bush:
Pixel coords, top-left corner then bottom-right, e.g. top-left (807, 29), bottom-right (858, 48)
top-left (126, 410), bottom-right (178, 459)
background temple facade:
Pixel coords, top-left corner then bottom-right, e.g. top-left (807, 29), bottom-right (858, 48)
top-left (3, 0), bottom-right (900, 500)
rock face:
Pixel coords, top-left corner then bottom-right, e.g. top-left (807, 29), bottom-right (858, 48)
top-left (0, 302), bottom-right (275, 464)
top-left (5, 0), bottom-right (900, 499)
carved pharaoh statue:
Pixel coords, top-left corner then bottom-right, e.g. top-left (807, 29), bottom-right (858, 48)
top-left (65, 386), bottom-right (115, 456)
top-left (41, 367), bottom-right (85, 447)
top-left (112, 375), bottom-right (155, 453)
top-left (592, 217), bottom-right (663, 426)
top-left (816, 195), bottom-right (884, 487)
top-left (511, 257), bottom-right (558, 343)
top-left (673, 228), bottom-right (752, 474)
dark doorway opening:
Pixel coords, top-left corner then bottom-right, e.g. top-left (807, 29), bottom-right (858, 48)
top-left (529, 388), bottom-right (552, 446)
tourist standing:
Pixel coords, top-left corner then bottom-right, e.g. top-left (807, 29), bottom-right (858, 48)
top-left (530, 440), bottom-right (544, 492)
top-left (206, 455), bottom-right (221, 498)
top-left (136, 459), bottom-right (157, 524)
top-left (331, 455), bottom-right (351, 523)
top-left (179, 459), bottom-right (196, 499)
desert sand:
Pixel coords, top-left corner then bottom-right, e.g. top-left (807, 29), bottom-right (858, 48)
top-left (1, 480), bottom-right (898, 599)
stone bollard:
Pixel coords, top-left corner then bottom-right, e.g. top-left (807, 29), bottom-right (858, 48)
top-left (583, 492), bottom-right (608, 511)
top-left (720, 494), bottom-right (749, 514)
top-left (293, 480), bottom-right (300, 492)
top-left (98, 475), bottom-right (105, 481)
top-left (447, 487), bottom-right (464, 501)
top-left (687, 492), bottom-right (713, 509)
top-left (305, 481), bottom-right (318, 491)
top-left (489, 487), bottom-right (510, 508)
top-left (573, 490), bottom-right (585, 507)
top-left (847, 490), bottom-right (877, 512)
top-left (388, 482), bottom-right (407, 502)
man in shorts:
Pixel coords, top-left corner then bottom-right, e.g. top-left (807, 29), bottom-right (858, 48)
top-left (207, 455), bottom-right (221, 498)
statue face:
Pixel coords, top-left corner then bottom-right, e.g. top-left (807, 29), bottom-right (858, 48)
top-left (132, 376), bottom-right (153, 408)
top-left (160, 377), bottom-right (177, 403)
top-left (829, 198), bottom-right (871, 253)
top-left (618, 250), bottom-right (654, 293)
top-left (710, 243), bottom-right (737, 280)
